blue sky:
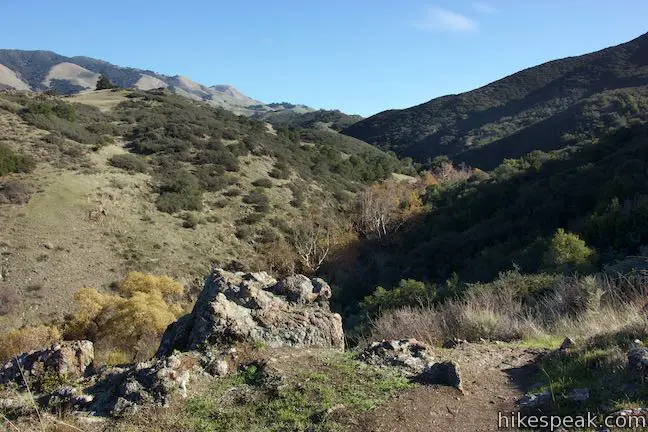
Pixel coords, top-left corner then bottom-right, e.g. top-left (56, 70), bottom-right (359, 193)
top-left (0, 1), bottom-right (646, 116)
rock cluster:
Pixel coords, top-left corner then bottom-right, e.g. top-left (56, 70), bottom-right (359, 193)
top-left (358, 339), bottom-right (462, 390)
top-left (0, 340), bottom-right (94, 387)
top-left (157, 269), bottom-right (344, 356)
top-left (0, 269), bottom-right (345, 418)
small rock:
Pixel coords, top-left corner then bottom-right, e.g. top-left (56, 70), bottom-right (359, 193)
top-left (517, 391), bottom-right (552, 409)
top-left (442, 338), bottom-right (467, 349)
top-left (212, 359), bottom-right (229, 377)
top-left (417, 361), bottom-right (462, 391)
top-left (628, 346), bottom-right (648, 379)
top-left (42, 242), bottom-right (54, 250)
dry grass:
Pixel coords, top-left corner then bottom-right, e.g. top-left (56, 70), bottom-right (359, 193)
top-left (368, 272), bottom-right (648, 347)
top-left (0, 94), bottom-right (314, 332)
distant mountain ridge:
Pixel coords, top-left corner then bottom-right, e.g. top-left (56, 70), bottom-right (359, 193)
top-left (343, 32), bottom-right (648, 169)
top-left (0, 49), bottom-right (314, 116)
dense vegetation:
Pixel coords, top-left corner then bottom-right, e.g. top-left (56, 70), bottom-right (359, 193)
top-left (321, 119), bottom-right (648, 328)
top-left (343, 32), bottom-right (648, 169)
top-left (257, 108), bottom-right (363, 131)
top-left (114, 90), bottom-right (411, 213)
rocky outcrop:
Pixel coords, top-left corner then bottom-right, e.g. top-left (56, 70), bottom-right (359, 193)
top-left (0, 340), bottom-right (94, 387)
top-left (358, 339), bottom-right (464, 391)
top-left (359, 339), bottom-right (434, 374)
top-left (157, 269), bottom-right (344, 357)
top-left (0, 269), bottom-right (345, 419)
top-left (88, 350), bottom-right (219, 416)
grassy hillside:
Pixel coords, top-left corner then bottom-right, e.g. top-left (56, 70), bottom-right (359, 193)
top-left (0, 88), bottom-right (411, 330)
top-left (343, 32), bottom-right (648, 169)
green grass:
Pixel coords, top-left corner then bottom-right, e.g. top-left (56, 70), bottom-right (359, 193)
top-left (530, 322), bottom-right (648, 416)
top-left (178, 352), bottom-right (414, 432)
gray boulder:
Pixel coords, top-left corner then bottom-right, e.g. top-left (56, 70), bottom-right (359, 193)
top-left (358, 339), bottom-right (434, 374)
top-left (628, 345), bottom-right (648, 379)
top-left (157, 269), bottom-right (344, 357)
top-left (0, 340), bottom-right (94, 387)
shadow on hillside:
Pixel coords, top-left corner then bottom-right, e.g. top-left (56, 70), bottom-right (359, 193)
top-left (324, 123), bottom-right (648, 322)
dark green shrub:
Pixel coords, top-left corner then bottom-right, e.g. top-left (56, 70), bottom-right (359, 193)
top-left (0, 145), bottom-right (35, 176)
top-left (257, 226), bottom-right (278, 243)
top-left (156, 192), bottom-right (202, 213)
top-left (240, 213), bottom-right (264, 225)
top-left (269, 160), bottom-right (291, 179)
top-left (251, 178), bottom-right (273, 188)
top-left (109, 154), bottom-right (149, 173)
top-left (180, 212), bottom-right (202, 229)
top-left (235, 225), bottom-right (254, 240)
top-left (195, 165), bottom-right (228, 192)
top-left (362, 279), bottom-right (433, 314)
top-left (223, 188), bottom-right (241, 197)
top-left (243, 189), bottom-right (270, 213)
top-left (155, 170), bottom-right (203, 213)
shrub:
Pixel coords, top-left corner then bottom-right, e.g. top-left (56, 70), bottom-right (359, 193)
top-left (240, 213), bottom-right (264, 225)
top-left (256, 226), bottom-right (279, 244)
top-left (0, 325), bottom-right (61, 362)
top-left (156, 192), bottom-right (203, 213)
top-left (542, 228), bottom-right (597, 274)
top-left (181, 212), bottom-right (202, 229)
top-left (155, 170), bottom-right (203, 213)
top-left (252, 178), bottom-right (273, 188)
top-left (243, 188), bottom-right (270, 213)
top-left (109, 153), bottom-right (149, 173)
top-left (269, 160), bottom-right (291, 179)
top-left (195, 164), bottom-right (229, 192)
top-left (223, 187), bottom-right (241, 197)
top-left (64, 272), bottom-right (184, 362)
top-left (235, 225), bottom-right (254, 240)
top-left (362, 279), bottom-right (432, 314)
top-left (0, 144), bottom-right (35, 176)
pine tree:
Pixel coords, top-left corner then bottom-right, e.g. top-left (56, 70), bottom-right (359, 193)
top-left (96, 74), bottom-right (115, 90)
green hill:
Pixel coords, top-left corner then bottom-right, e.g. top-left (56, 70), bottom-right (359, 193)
top-left (343, 32), bottom-right (648, 169)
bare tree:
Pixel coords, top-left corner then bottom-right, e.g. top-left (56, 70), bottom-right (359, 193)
top-left (292, 209), bottom-right (336, 274)
top-left (353, 180), bottom-right (420, 240)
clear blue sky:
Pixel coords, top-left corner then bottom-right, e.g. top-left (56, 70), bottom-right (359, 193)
top-left (0, 0), bottom-right (646, 116)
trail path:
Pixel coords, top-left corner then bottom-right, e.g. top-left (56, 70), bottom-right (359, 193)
top-left (357, 343), bottom-right (545, 432)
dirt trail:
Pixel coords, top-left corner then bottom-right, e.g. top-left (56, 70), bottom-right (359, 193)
top-left (357, 343), bottom-right (545, 432)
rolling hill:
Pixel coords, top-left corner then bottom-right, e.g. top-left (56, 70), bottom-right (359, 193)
top-left (0, 49), bottom-right (315, 116)
top-left (343, 31), bottom-right (648, 169)
top-left (0, 87), bottom-right (411, 330)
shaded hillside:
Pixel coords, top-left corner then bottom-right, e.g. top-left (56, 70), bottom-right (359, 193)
top-left (343, 32), bottom-right (648, 169)
top-left (327, 121), bottom-right (648, 310)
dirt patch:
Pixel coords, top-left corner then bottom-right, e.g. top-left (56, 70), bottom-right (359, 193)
top-left (355, 343), bottom-right (545, 432)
